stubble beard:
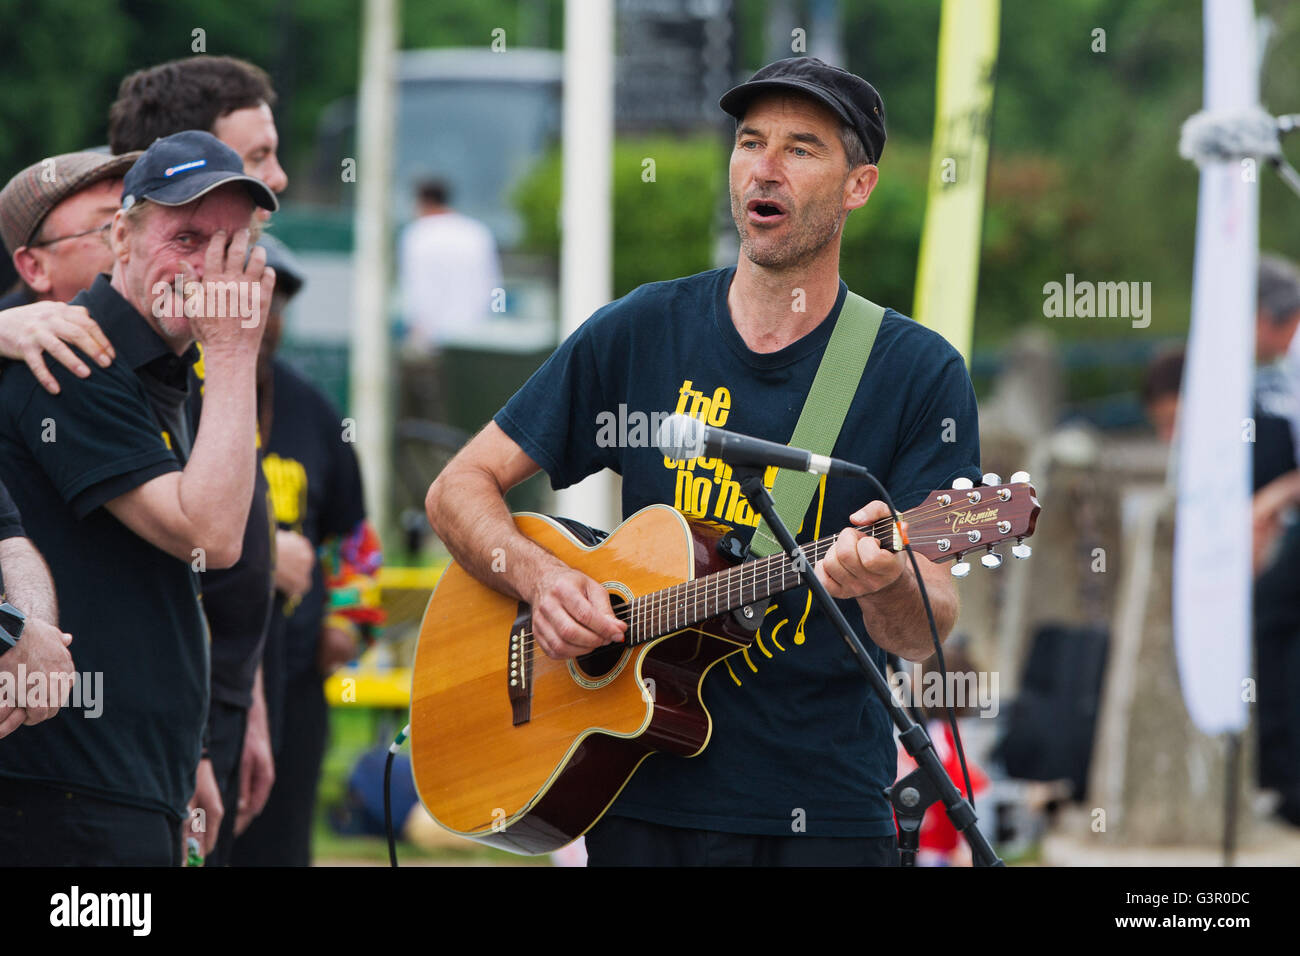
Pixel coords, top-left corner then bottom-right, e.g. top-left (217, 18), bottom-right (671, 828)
top-left (731, 185), bottom-right (845, 272)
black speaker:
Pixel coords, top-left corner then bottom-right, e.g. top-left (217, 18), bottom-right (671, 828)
top-left (993, 623), bottom-right (1109, 801)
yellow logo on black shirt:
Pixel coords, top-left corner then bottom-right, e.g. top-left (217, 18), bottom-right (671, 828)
top-left (660, 378), bottom-right (826, 687)
top-left (263, 453), bottom-right (307, 526)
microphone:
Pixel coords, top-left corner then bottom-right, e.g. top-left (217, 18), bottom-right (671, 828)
top-left (656, 413), bottom-right (869, 478)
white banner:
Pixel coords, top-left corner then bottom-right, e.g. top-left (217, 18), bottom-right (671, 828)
top-left (1173, 0), bottom-right (1257, 735)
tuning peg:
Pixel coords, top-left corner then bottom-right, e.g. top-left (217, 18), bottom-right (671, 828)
top-left (1009, 470), bottom-right (1030, 484)
top-left (1012, 538), bottom-right (1032, 560)
top-left (980, 548), bottom-right (1003, 570)
top-left (981, 472), bottom-right (1001, 487)
top-left (952, 477), bottom-right (974, 490)
top-left (951, 557), bottom-right (971, 578)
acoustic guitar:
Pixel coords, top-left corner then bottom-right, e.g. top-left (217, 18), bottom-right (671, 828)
top-left (409, 474), bottom-right (1039, 854)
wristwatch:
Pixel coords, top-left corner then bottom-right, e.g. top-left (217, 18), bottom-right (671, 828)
top-left (0, 602), bottom-right (26, 657)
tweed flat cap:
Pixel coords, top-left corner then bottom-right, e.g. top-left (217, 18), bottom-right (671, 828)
top-left (0, 151), bottom-right (140, 255)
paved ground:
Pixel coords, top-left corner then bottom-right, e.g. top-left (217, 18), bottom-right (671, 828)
top-left (1043, 813), bottom-right (1300, 866)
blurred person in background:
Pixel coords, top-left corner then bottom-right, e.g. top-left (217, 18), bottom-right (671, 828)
top-left (232, 236), bottom-right (383, 866)
top-left (1141, 262), bottom-right (1300, 826)
top-left (108, 53), bottom-right (290, 863)
top-left (1251, 254), bottom-right (1300, 827)
top-left (397, 178), bottom-right (502, 423)
top-left (1140, 346), bottom-right (1185, 446)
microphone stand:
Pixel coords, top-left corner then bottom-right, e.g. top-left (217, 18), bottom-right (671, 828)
top-left (732, 466), bottom-right (1003, 867)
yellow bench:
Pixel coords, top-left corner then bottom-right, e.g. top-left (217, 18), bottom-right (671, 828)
top-left (324, 561), bottom-right (448, 709)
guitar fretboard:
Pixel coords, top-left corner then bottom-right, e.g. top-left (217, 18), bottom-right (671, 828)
top-left (620, 517), bottom-right (898, 644)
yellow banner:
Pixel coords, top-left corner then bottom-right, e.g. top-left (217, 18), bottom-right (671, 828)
top-left (912, 0), bottom-right (1000, 364)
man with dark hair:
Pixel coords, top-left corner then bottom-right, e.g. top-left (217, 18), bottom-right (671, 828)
top-left (1140, 347), bottom-right (1184, 444)
top-left (109, 55), bottom-right (286, 199)
top-left (109, 53), bottom-right (294, 864)
top-left (426, 58), bottom-right (978, 866)
top-left (416, 179), bottom-right (449, 208)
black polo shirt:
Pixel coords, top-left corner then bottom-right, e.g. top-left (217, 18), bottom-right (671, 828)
top-left (0, 274), bottom-right (208, 820)
top-left (0, 286), bottom-right (34, 311)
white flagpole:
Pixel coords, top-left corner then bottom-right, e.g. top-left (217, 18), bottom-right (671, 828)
top-left (555, 0), bottom-right (617, 531)
top-left (1173, 0), bottom-right (1257, 737)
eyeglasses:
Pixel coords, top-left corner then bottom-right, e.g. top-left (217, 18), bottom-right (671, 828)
top-left (28, 222), bottom-right (112, 248)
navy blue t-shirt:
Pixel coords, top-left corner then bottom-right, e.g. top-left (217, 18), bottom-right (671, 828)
top-left (495, 267), bottom-right (982, 838)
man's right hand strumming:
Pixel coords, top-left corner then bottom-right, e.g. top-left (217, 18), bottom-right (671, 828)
top-left (526, 565), bottom-right (626, 660)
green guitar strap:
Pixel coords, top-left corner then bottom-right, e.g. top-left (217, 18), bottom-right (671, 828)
top-left (747, 290), bottom-right (885, 558)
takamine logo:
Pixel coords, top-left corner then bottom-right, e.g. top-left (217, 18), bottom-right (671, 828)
top-left (49, 886), bottom-right (151, 936)
top-left (944, 507), bottom-right (998, 534)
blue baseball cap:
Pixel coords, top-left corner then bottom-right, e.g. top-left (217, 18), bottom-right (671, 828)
top-left (121, 130), bottom-right (278, 213)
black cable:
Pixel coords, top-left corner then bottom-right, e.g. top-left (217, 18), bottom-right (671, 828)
top-left (856, 473), bottom-right (978, 814)
top-left (385, 724), bottom-right (410, 868)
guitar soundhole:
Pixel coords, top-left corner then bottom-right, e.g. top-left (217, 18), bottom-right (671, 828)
top-left (574, 592), bottom-right (629, 680)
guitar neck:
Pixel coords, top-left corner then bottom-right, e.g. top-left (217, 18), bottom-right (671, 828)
top-left (618, 478), bottom-right (1039, 645)
top-left (624, 516), bottom-right (899, 645)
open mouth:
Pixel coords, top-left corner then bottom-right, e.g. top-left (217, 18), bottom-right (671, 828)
top-left (747, 197), bottom-right (788, 223)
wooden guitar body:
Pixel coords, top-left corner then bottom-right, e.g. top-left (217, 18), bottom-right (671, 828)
top-left (409, 479), bottom-right (1039, 855)
top-left (409, 504), bottom-right (757, 855)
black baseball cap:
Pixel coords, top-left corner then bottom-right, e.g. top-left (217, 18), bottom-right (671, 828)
top-left (719, 57), bottom-right (887, 165)
top-left (121, 130), bottom-right (278, 213)
top-left (257, 234), bottom-right (304, 298)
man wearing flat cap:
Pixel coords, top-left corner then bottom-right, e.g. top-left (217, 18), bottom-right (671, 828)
top-left (0, 151), bottom-right (136, 393)
top-left (0, 130), bottom-right (276, 865)
top-left (427, 57), bottom-right (981, 866)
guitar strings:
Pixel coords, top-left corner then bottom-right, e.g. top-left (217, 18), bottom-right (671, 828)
top-left (511, 491), bottom-right (1026, 652)
top-left (514, 533), bottom-right (1013, 654)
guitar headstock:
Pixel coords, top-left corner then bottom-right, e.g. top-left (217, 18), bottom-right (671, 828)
top-left (892, 471), bottom-right (1040, 577)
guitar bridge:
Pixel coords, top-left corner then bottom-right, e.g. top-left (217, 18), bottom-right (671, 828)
top-left (508, 603), bottom-right (534, 726)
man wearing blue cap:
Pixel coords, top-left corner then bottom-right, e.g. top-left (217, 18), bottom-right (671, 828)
top-left (108, 55), bottom-right (296, 866)
top-left (0, 130), bottom-right (277, 865)
top-left (426, 58), bottom-right (981, 865)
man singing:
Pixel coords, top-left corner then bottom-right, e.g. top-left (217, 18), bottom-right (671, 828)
top-left (426, 57), bottom-right (981, 866)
